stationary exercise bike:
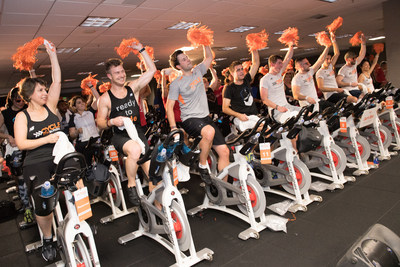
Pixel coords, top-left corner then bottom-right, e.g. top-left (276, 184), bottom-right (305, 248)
top-left (188, 117), bottom-right (269, 240)
top-left (51, 152), bottom-right (101, 267)
top-left (251, 107), bottom-right (322, 212)
top-left (118, 129), bottom-right (213, 266)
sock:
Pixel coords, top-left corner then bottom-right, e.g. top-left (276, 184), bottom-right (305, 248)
top-left (199, 163), bottom-right (208, 169)
top-left (43, 236), bottom-right (53, 243)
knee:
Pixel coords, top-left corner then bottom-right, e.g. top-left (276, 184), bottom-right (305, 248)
top-left (218, 146), bottom-right (230, 160)
top-left (201, 126), bottom-right (215, 142)
top-left (125, 142), bottom-right (142, 161)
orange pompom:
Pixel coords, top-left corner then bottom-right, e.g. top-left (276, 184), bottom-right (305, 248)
top-left (221, 67), bottom-right (230, 77)
top-left (326, 17), bottom-right (343, 33)
top-left (168, 72), bottom-right (178, 83)
top-left (99, 82), bottom-right (111, 93)
top-left (242, 61), bottom-right (252, 73)
top-left (80, 74), bottom-right (98, 96)
top-left (316, 31), bottom-right (332, 47)
top-left (278, 27), bottom-right (299, 46)
top-left (187, 25), bottom-right (214, 47)
top-left (154, 70), bottom-right (162, 83)
top-left (246, 29), bottom-right (269, 52)
top-left (349, 31), bottom-right (363, 46)
top-left (114, 38), bottom-right (140, 59)
top-left (12, 37), bottom-right (45, 71)
top-left (373, 43), bottom-right (384, 54)
top-left (259, 66), bottom-right (269, 75)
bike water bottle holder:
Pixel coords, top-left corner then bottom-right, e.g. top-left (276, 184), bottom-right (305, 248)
top-left (32, 186), bottom-right (60, 216)
top-left (85, 163), bottom-right (111, 197)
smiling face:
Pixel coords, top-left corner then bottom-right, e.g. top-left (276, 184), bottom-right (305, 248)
top-left (296, 58), bottom-right (311, 72)
top-left (74, 97), bottom-right (86, 112)
top-left (323, 55), bottom-right (332, 68)
top-left (176, 53), bottom-right (193, 72)
top-left (270, 59), bottom-right (283, 74)
top-left (30, 83), bottom-right (48, 106)
top-left (361, 61), bottom-right (370, 72)
top-left (107, 64), bottom-right (126, 87)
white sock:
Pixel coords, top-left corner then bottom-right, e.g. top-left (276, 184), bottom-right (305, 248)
top-left (198, 163), bottom-right (208, 169)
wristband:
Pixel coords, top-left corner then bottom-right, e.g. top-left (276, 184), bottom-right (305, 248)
top-left (171, 125), bottom-right (177, 129)
top-left (138, 47), bottom-right (145, 53)
top-left (107, 118), bottom-right (113, 127)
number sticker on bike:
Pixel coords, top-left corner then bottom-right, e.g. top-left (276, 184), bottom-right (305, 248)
top-left (73, 187), bottom-right (92, 222)
top-left (386, 96), bottom-right (393, 109)
top-left (259, 142), bottom-right (271, 164)
top-left (340, 117), bottom-right (347, 133)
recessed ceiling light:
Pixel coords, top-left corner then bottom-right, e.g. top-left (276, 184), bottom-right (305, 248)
top-left (280, 47), bottom-right (298, 51)
top-left (308, 33), bottom-right (317, 37)
top-left (219, 46), bottom-right (237, 51)
top-left (240, 57), bottom-right (249, 61)
top-left (320, 0), bottom-right (336, 3)
top-left (214, 58), bottom-right (227, 61)
top-left (259, 47), bottom-right (269, 51)
top-left (229, 26), bottom-right (257, 33)
top-left (38, 64), bottom-right (51, 69)
top-left (304, 48), bottom-right (317, 51)
top-left (80, 16), bottom-right (120, 28)
top-left (167, 21), bottom-right (200, 30)
top-left (131, 74), bottom-right (141, 78)
top-left (96, 62), bottom-right (105, 66)
top-left (336, 34), bottom-right (352, 39)
top-left (57, 48), bottom-right (80, 54)
top-left (179, 46), bottom-right (195, 52)
top-left (274, 31), bottom-right (284, 35)
top-left (64, 79), bottom-right (76, 82)
top-left (369, 36), bottom-right (385, 41)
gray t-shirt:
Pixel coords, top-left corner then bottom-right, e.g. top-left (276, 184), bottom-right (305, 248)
top-left (168, 63), bottom-right (209, 121)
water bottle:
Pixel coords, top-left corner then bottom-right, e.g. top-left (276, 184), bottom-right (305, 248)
top-left (156, 148), bottom-right (167, 163)
top-left (181, 143), bottom-right (191, 154)
top-left (240, 133), bottom-right (260, 155)
top-left (41, 181), bottom-right (55, 197)
top-left (373, 156), bottom-right (379, 168)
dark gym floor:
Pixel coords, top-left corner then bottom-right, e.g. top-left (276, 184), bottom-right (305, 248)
top-left (1, 154), bottom-right (400, 267)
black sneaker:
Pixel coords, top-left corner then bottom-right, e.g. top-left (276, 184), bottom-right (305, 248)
top-left (127, 186), bottom-right (140, 206)
top-left (198, 168), bottom-right (212, 185)
top-left (41, 238), bottom-right (56, 262)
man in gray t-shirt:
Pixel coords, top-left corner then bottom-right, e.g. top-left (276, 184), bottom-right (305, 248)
top-left (166, 46), bottom-right (229, 184)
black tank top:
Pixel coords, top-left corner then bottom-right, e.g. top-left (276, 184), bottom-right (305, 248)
top-left (108, 86), bottom-right (140, 134)
top-left (23, 105), bottom-right (60, 166)
top-left (1, 106), bottom-right (25, 137)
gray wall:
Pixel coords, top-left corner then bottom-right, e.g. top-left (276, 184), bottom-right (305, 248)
top-left (383, 0), bottom-right (400, 87)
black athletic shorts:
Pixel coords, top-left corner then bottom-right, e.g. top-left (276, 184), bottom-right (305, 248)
top-left (23, 160), bottom-right (56, 196)
top-left (111, 126), bottom-right (149, 156)
top-left (182, 116), bottom-right (225, 146)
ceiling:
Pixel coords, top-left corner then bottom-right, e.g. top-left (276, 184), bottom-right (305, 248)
top-left (0, 0), bottom-right (387, 96)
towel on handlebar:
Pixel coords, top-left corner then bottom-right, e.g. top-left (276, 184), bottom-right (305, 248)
top-left (53, 132), bottom-right (75, 164)
top-left (5, 143), bottom-right (19, 157)
top-left (233, 115), bottom-right (260, 132)
top-left (122, 117), bottom-right (145, 155)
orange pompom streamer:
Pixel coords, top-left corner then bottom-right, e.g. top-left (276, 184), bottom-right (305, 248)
top-left (259, 66), bottom-right (269, 75)
top-left (242, 61), bottom-right (251, 73)
top-left (373, 43), bottom-right (384, 54)
top-left (246, 30), bottom-right (269, 52)
top-left (349, 31), bottom-right (363, 46)
top-left (12, 37), bottom-right (45, 71)
top-left (221, 67), bottom-right (230, 77)
top-left (326, 17), bottom-right (343, 33)
top-left (278, 27), bottom-right (299, 46)
top-left (316, 31), bottom-right (332, 47)
top-left (187, 25), bottom-right (214, 47)
top-left (115, 38), bottom-right (140, 59)
top-left (154, 70), bottom-right (162, 83)
top-left (99, 82), bottom-right (111, 93)
top-left (80, 74), bottom-right (98, 96)
top-left (168, 72), bottom-right (178, 83)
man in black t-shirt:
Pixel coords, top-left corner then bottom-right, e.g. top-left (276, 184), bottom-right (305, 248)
top-left (223, 49), bottom-right (260, 130)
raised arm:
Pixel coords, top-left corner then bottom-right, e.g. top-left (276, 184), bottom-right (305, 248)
top-left (281, 44), bottom-right (294, 72)
top-left (248, 49), bottom-right (260, 80)
top-left (356, 34), bottom-right (366, 65)
top-left (201, 45), bottom-right (213, 70)
top-left (128, 42), bottom-right (156, 93)
top-left (368, 53), bottom-right (380, 76)
top-left (330, 32), bottom-right (340, 67)
top-left (311, 45), bottom-right (330, 73)
top-left (45, 41), bottom-right (61, 111)
top-left (209, 66), bottom-right (218, 91)
top-left (88, 83), bottom-right (101, 110)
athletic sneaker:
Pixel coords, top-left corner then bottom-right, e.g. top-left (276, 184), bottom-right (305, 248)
top-left (198, 167), bottom-right (212, 185)
top-left (41, 238), bottom-right (57, 261)
top-left (127, 186), bottom-right (140, 206)
top-left (24, 208), bottom-right (34, 223)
